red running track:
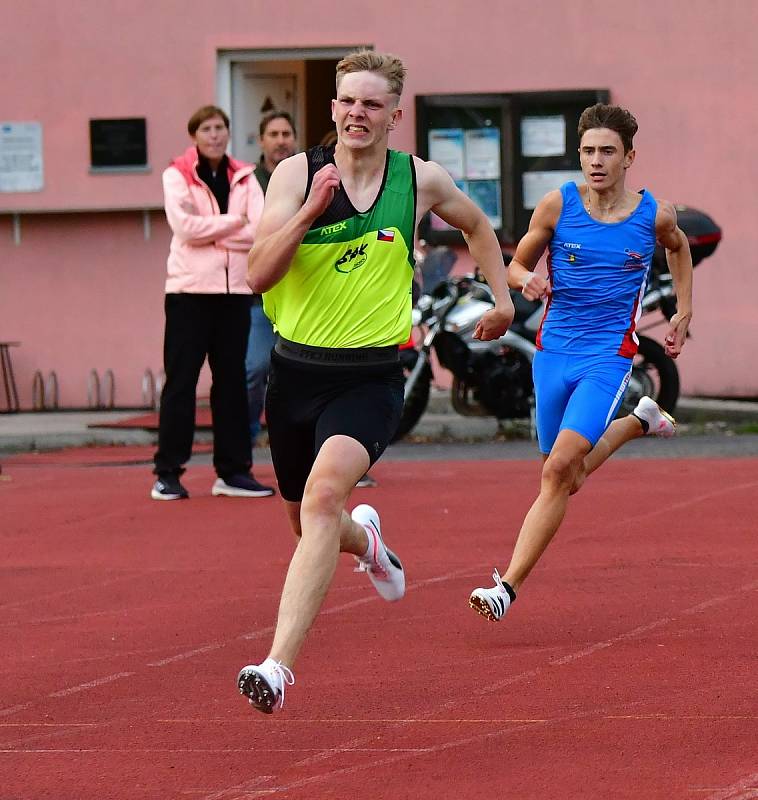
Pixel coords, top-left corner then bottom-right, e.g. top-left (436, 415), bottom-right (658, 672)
top-left (1, 447), bottom-right (756, 800)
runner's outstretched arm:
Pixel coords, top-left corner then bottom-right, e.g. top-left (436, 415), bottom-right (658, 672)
top-left (415, 159), bottom-right (514, 340)
top-left (655, 201), bottom-right (693, 358)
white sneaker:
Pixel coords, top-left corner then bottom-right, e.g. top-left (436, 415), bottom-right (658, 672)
top-left (633, 395), bottom-right (676, 438)
top-left (352, 504), bottom-right (405, 602)
top-left (469, 569), bottom-right (514, 622)
top-left (237, 658), bottom-right (295, 715)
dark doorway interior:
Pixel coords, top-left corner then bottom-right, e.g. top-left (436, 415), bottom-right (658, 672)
top-left (305, 59), bottom-right (339, 148)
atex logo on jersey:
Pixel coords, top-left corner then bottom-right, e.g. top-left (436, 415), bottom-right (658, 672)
top-left (334, 243), bottom-right (368, 273)
top-left (623, 248), bottom-right (648, 269)
top-left (563, 242), bottom-right (581, 263)
top-left (321, 221), bottom-right (348, 236)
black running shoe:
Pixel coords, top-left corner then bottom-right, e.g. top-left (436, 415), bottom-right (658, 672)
top-left (212, 474), bottom-right (275, 498)
top-left (151, 474), bottom-right (189, 501)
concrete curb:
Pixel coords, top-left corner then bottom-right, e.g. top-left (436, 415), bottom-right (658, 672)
top-left (0, 392), bottom-right (756, 454)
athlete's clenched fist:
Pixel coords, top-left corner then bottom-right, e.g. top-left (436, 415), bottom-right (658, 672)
top-left (303, 164), bottom-right (341, 220)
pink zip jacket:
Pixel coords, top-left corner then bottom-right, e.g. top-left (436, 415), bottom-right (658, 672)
top-left (162, 146), bottom-right (265, 294)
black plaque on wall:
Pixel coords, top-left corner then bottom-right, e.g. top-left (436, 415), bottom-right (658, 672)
top-left (89, 118), bottom-right (147, 168)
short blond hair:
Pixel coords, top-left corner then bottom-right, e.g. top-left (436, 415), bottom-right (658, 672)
top-left (335, 50), bottom-right (406, 96)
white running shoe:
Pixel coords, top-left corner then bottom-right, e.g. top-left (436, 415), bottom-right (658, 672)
top-left (633, 395), bottom-right (676, 438)
top-left (237, 658), bottom-right (295, 715)
top-left (352, 504), bottom-right (405, 602)
top-left (469, 569), bottom-right (513, 622)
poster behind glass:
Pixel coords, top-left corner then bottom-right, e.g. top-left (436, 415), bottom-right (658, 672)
top-left (429, 124), bottom-right (501, 231)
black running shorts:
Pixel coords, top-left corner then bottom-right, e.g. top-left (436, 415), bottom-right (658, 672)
top-left (265, 350), bottom-right (405, 501)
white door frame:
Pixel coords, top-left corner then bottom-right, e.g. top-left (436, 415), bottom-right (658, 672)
top-left (216, 46), bottom-right (370, 124)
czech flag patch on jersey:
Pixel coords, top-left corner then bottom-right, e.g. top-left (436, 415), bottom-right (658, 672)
top-left (377, 229), bottom-right (395, 242)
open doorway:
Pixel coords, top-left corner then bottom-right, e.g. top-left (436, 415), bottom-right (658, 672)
top-left (220, 47), bottom-right (369, 163)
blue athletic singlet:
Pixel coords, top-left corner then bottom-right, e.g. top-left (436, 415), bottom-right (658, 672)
top-left (537, 181), bottom-right (657, 358)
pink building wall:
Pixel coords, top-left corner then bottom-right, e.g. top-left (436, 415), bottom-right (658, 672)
top-left (1, 0), bottom-right (756, 408)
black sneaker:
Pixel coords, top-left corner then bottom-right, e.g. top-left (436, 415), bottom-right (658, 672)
top-left (151, 474), bottom-right (189, 501)
top-left (356, 473), bottom-right (378, 488)
top-left (212, 474), bottom-right (275, 498)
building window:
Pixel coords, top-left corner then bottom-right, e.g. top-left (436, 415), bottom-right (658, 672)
top-left (416, 90), bottom-right (609, 244)
top-left (89, 118), bottom-right (149, 173)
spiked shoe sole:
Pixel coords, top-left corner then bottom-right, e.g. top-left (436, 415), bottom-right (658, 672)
top-left (237, 668), bottom-right (277, 714)
top-left (469, 594), bottom-right (500, 622)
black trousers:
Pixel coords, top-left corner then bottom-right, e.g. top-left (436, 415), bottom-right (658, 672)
top-left (153, 293), bottom-right (252, 478)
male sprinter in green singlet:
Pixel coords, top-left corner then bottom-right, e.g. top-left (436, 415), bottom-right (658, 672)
top-left (237, 51), bottom-right (515, 714)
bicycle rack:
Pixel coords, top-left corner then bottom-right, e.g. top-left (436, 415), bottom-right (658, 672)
top-left (45, 371), bottom-right (59, 409)
top-left (154, 370), bottom-right (165, 410)
top-left (87, 369), bottom-right (101, 409)
top-left (102, 369), bottom-right (115, 409)
top-left (32, 370), bottom-right (45, 410)
top-left (142, 368), bottom-right (155, 408)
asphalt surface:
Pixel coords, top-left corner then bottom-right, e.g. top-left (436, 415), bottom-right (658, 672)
top-left (2, 392), bottom-right (757, 461)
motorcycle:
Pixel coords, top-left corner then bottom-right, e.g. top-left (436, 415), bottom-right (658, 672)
top-left (393, 205), bottom-right (722, 442)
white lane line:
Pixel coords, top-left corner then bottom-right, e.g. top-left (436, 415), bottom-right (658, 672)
top-left (48, 671), bottom-right (134, 698)
top-left (148, 645), bottom-right (225, 667)
top-left (2, 569), bottom-right (474, 721)
top-left (279, 578), bottom-right (758, 775)
top-left (0, 704), bottom-right (32, 718)
top-left (701, 772), bottom-right (758, 800)
top-left (225, 705), bottom-right (625, 799)
top-left (549, 618), bottom-right (674, 666)
top-left (614, 479), bottom-right (758, 528)
top-left (0, 572), bottom-right (145, 612)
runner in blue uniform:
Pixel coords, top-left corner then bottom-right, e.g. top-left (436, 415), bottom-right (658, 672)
top-left (469, 103), bottom-right (693, 622)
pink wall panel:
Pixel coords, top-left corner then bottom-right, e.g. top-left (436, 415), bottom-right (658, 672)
top-left (0, 213), bottom-right (173, 408)
top-left (1, 0), bottom-right (755, 398)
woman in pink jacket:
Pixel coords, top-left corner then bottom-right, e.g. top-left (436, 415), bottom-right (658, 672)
top-left (151, 105), bottom-right (275, 500)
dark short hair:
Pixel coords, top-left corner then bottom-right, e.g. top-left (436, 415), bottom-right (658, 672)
top-left (259, 110), bottom-right (296, 138)
top-left (187, 105), bottom-right (230, 136)
top-left (578, 103), bottom-right (638, 153)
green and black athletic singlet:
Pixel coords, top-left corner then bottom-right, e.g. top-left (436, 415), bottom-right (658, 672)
top-left (263, 145), bottom-right (417, 348)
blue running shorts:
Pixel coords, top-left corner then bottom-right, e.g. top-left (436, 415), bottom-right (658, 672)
top-left (532, 350), bottom-right (632, 454)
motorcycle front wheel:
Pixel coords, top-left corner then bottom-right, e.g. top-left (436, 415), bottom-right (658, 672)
top-left (619, 335), bottom-right (680, 416)
top-left (391, 359), bottom-right (432, 442)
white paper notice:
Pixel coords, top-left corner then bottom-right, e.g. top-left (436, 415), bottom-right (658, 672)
top-left (0, 122), bottom-right (44, 192)
top-left (428, 129), bottom-right (465, 180)
top-left (520, 115), bottom-right (566, 158)
top-left (464, 128), bottom-right (500, 179)
top-left (522, 171), bottom-right (584, 209)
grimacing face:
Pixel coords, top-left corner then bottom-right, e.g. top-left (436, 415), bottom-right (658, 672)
top-left (260, 118), bottom-right (296, 168)
top-left (192, 115), bottom-right (230, 165)
top-left (331, 71), bottom-right (401, 150)
top-left (579, 127), bottom-right (634, 192)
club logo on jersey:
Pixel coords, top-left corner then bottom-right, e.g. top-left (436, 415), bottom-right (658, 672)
top-left (623, 248), bottom-right (647, 269)
top-left (568, 254), bottom-right (577, 263)
top-left (334, 243), bottom-right (368, 273)
top-left (377, 229), bottom-right (395, 242)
